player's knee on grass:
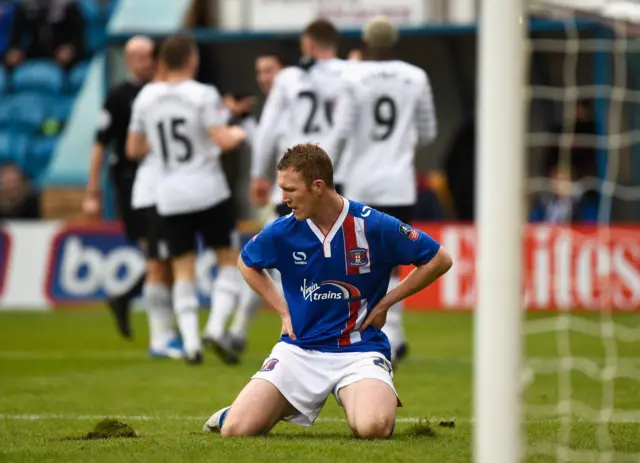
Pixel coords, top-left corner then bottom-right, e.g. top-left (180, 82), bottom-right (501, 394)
top-left (351, 412), bottom-right (395, 439)
top-left (339, 379), bottom-right (397, 439)
top-left (220, 414), bottom-right (268, 437)
top-left (221, 379), bottom-right (294, 437)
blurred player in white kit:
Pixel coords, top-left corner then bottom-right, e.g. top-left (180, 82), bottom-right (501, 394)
top-left (328, 16), bottom-right (438, 365)
top-left (200, 51), bottom-right (287, 363)
top-left (126, 33), bottom-right (246, 365)
top-left (204, 20), bottom-right (352, 362)
top-left (126, 39), bottom-right (184, 359)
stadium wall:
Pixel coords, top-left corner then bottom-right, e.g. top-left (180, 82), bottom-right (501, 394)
top-left (0, 221), bottom-right (637, 311)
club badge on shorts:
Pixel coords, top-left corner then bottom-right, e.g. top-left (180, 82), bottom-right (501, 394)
top-left (373, 357), bottom-right (392, 374)
top-left (260, 358), bottom-right (279, 372)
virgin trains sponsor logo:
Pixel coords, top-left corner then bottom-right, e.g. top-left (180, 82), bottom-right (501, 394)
top-left (300, 278), bottom-right (361, 302)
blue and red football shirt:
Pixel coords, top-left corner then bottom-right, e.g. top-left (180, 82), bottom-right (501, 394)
top-left (241, 198), bottom-right (441, 360)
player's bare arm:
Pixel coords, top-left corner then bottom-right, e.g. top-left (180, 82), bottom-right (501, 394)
top-left (238, 255), bottom-right (295, 340)
top-left (360, 247), bottom-right (452, 331)
top-left (207, 125), bottom-right (247, 152)
top-left (82, 142), bottom-right (105, 217)
top-left (84, 93), bottom-right (117, 218)
top-left (125, 132), bottom-right (150, 160)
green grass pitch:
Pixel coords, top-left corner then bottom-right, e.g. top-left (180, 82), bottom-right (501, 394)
top-left (1, 309), bottom-right (639, 462)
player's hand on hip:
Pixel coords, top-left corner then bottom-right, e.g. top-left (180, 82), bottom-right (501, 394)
top-left (280, 314), bottom-right (296, 340)
top-left (359, 303), bottom-right (389, 332)
top-left (250, 178), bottom-right (271, 206)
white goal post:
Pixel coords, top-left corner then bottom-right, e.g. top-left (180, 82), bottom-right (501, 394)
top-left (474, 1), bottom-right (640, 462)
top-left (474, 0), bottom-right (527, 462)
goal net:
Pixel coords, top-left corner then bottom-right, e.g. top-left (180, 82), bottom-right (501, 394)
top-left (478, 1), bottom-right (640, 462)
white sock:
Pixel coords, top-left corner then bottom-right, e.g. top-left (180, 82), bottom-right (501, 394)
top-left (382, 275), bottom-right (406, 359)
top-left (228, 282), bottom-right (261, 340)
top-left (144, 282), bottom-right (176, 350)
top-left (173, 280), bottom-right (201, 356)
top-left (204, 265), bottom-right (241, 340)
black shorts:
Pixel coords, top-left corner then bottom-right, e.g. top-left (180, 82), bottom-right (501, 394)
top-left (113, 178), bottom-right (145, 243)
top-left (136, 206), bottom-right (168, 260)
top-left (161, 198), bottom-right (235, 258)
top-left (369, 204), bottom-right (415, 225)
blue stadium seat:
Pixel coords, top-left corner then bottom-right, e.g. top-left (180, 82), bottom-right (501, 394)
top-left (0, 130), bottom-right (29, 165)
top-left (50, 96), bottom-right (75, 123)
top-left (0, 93), bottom-right (50, 131)
top-left (79, 0), bottom-right (110, 54)
top-left (79, 0), bottom-right (102, 20)
top-left (24, 136), bottom-right (58, 180)
top-left (11, 60), bottom-right (64, 95)
top-left (87, 26), bottom-right (107, 54)
top-left (68, 61), bottom-right (90, 93)
top-left (0, 66), bottom-right (6, 96)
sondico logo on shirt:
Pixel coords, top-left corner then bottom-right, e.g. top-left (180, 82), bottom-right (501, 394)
top-left (300, 278), bottom-right (362, 302)
top-left (293, 252), bottom-right (307, 265)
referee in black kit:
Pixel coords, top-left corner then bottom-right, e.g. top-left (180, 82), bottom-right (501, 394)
top-left (82, 36), bottom-right (156, 339)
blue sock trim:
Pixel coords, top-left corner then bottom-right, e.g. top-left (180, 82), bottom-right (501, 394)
top-left (219, 408), bottom-right (230, 428)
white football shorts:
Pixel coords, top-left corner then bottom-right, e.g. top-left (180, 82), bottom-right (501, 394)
top-left (251, 341), bottom-right (399, 426)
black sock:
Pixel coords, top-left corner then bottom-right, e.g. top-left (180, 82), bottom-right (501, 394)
top-left (113, 272), bottom-right (146, 304)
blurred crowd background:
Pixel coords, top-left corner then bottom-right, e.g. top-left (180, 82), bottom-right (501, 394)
top-left (0, 0), bottom-right (637, 225)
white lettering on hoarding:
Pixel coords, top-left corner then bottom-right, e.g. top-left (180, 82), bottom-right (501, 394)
top-left (58, 238), bottom-right (223, 299)
top-left (441, 226), bottom-right (475, 308)
top-left (612, 243), bottom-right (640, 309)
top-left (435, 225), bottom-right (640, 311)
top-left (527, 227), bottom-right (551, 308)
top-left (553, 231), bottom-right (573, 309)
top-left (59, 237), bottom-right (146, 296)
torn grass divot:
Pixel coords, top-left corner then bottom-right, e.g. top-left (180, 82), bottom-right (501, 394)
top-left (82, 418), bottom-right (138, 440)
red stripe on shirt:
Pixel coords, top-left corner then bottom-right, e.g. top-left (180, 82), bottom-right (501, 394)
top-left (339, 300), bottom-right (361, 347)
top-left (343, 214), bottom-right (359, 275)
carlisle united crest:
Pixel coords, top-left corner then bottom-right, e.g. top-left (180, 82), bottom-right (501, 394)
top-left (260, 358), bottom-right (279, 372)
top-left (348, 248), bottom-right (369, 267)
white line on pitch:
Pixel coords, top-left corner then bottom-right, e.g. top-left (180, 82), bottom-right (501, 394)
top-left (0, 351), bottom-right (474, 362)
top-left (0, 351), bottom-right (148, 360)
top-left (0, 414), bottom-right (444, 424)
top-left (1, 351), bottom-right (640, 363)
top-left (2, 413), bottom-right (640, 424)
